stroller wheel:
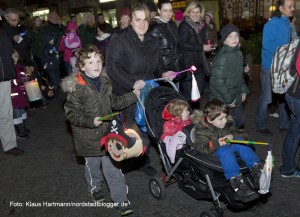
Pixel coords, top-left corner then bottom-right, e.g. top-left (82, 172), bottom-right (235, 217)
top-left (149, 177), bottom-right (166, 200)
top-left (200, 210), bottom-right (218, 217)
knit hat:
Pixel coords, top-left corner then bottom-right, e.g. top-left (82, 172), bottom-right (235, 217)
top-left (174, 10), bottom-right (184, 21)
top-left (120, 7), bottom-right (130, 18)
top-left (205, 12), bottom-right (214, 20)
top-left (220, 24), bottom-right (240, 42)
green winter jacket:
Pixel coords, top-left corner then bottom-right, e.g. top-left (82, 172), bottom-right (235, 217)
top-left (209, 44), bottom-right (249, 106)
top-left (194, 119), bottom-right (249, 156)
top-left (62, 72), bottom-right (136, 157)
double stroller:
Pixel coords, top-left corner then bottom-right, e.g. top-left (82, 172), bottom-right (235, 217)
top-left (143, 82), bottom-right (261, 217)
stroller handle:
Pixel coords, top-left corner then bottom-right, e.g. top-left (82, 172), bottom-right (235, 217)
top-left (150, 78), bottom-right (179, 92)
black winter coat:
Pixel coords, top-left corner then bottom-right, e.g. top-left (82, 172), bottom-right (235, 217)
top-left (0, 27), bottom-right (15, 82)
top-left (148, 18), bottom-right (181, 71)
top-left (1, 22), bottom-right (34, 67)
top-left (178, 18), bottom-right (207, 81)
top-left (106, 26), bottom-right (164, 96)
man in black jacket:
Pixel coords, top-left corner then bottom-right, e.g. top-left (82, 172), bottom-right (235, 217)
top-left (0, 9), bottom-right (24, 156)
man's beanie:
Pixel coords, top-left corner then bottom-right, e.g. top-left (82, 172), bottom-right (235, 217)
top-left (220, 24), bottom-right (240, 42)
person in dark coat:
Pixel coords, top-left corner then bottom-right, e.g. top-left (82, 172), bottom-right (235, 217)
top-left (1, 8), bottom-right (34, 68)
top-left (0, 8), bottom-right (24, 156)
top-left (148, 0), bottom-right (181, 73)
top-left (178, 1), bottom-right (212, 107)
top-left (113, 7), bottom-right (130, 33)
top-left (280, 40), bottom-right (300, 178)
top-left (41, 12), bottom-right (65, 98)
top-left (25, 16), bottom-right (44, 88)
top-left (78, 12), bottom-right (96, 46)
top-left (106, 3), bottom-right (175, 176)
top-left (93, 23), bottom-right (111, 65)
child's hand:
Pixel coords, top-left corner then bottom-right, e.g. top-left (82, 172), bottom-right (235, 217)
top-left (25, 66), bottom-right (34, 75)
top-left (244, 64), bottom-right (250, 73)
top-left (241, 94), bottom-right (247, 102)
top-left (219, 134), bottom-right (233, 146)
top-left (133, 80), bottom-right (145, 90)
top-left (218, 137), bottom-right (227, 146)
top-left (94, 117), bottom-right (103, 127)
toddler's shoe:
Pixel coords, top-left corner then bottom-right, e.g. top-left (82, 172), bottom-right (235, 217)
top-left (230, 175), bottom-right (259, 203)
top-left (251, 162), bottom-right (264, 189)
top-left (115, 201), bottom-right (133, 216)
top-left (90, 190), bottom-right (105, 202)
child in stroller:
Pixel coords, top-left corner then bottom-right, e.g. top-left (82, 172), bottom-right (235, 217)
top-left (161, 99), bottom-right (191, 164)
top-left (146, 86), bottom-right (263, 217)
top-left (193, 99), bottom-right (263, 203)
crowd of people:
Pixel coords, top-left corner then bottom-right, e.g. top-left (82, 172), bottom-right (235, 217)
top-left (0, 0), bottom-right (299, 216)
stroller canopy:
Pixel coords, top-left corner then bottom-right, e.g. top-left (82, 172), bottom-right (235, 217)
top-left (144, 86), bottom-right (186, 140)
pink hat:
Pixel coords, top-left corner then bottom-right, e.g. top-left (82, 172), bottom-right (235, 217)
top-left (174, 10), bottom-right (183, 21)
top-left (205, 12), bottom-right (214, 20)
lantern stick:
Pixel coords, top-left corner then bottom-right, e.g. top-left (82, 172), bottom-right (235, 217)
top-left (171, 65), bottom-right (197, 76)
top-left (98, 112), bottom-right (120, 121)
top-left (224, 139), bottom-right (269, 146)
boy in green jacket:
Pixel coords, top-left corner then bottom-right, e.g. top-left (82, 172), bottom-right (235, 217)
top-left (62, 45), bottom-right (139, 216)
top-left (194, 99), bottom-right (262, 203)
top-left (209, 24), bottom-right (249, 128)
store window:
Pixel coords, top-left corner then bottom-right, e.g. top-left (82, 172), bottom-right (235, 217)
top-left (32, 9), bottom-right (49, 21)
top-left (103, 9), bottom-right (117, 28)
